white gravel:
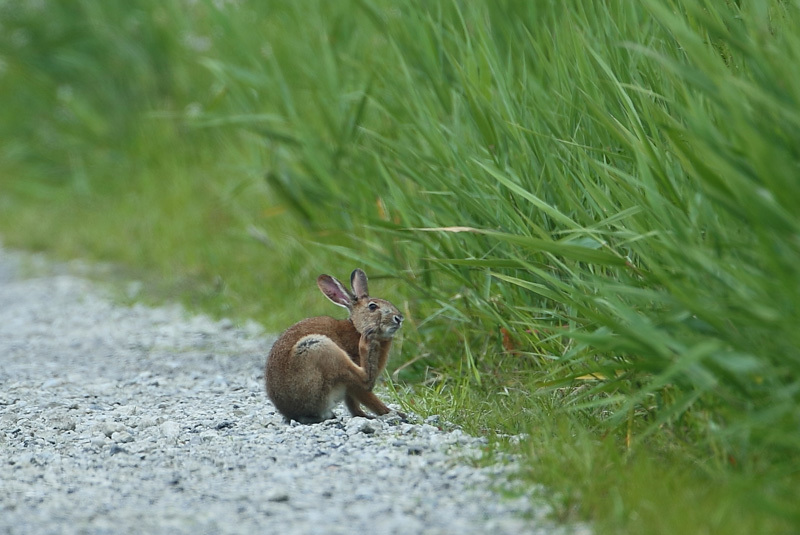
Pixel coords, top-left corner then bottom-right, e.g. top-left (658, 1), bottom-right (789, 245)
top-left (0, 247), bottom-right (581, 534)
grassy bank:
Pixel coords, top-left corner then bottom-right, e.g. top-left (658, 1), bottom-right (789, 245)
top-left (1, 1), bottom-right (798, 533)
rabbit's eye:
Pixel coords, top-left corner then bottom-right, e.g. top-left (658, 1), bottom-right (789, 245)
top-left (368, 302), bottom-right (379, 311)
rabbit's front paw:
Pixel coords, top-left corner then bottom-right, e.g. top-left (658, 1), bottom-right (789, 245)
top-left (363, 327), bottom-right (382, 342)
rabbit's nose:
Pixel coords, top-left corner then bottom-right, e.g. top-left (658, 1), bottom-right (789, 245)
top-left (393, 314), bottom-right (404, 325)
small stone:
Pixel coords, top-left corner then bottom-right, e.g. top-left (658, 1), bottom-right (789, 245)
top-left (100, 422), bottom-right (126, 438)
top-left (159, 420), bottom-right (181, 439)
top-left (42, 378), bottom-right (65, 389)
top-left (136, 416), bottom-right (159, 429)
top-left (266, 489), bottom-right (290, 503)
top-left (109, 445), bottom-right (128, 456)
top-left (111, 431), bottom-right (134, 444)
top-left (51, 416), bottom-right (77, 432)
top-left (346, 417), bottom-right (378, 435)
top-left (424, 414), bottom-right (441, 426)
top-left (380, 413), bottom-right (405, 426)
top-left (362, 422), bottom-right (377, 434)
top-left (408, 446), bottom-right (424, 456)
top-left (419, 424), bottom-right (440, 435)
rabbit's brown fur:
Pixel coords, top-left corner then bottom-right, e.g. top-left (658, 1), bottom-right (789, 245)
top-left (265, 269), bottom-right (404, 423)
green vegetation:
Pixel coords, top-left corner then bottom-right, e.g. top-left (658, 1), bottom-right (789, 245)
top-left (1, 1), bottom-right (798, 532)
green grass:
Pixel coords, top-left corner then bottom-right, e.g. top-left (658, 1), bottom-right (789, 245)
top-left (2, 1), bottom-right (799, 533)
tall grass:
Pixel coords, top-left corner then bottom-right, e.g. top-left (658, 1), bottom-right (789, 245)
top-left (2, 0), bottom-right (799, 532)
top-left (194, 0), bottom-right (800, 458)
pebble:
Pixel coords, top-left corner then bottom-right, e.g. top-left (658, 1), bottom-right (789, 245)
top-left (0, 247), bottom-right (587, 535)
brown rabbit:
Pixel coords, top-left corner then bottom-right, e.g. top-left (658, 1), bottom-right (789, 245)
top-left (265, 268), bottom-right (404, 423)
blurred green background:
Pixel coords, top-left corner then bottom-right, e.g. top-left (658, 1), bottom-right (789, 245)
top-left (1, 1), bottom-right (799, 533)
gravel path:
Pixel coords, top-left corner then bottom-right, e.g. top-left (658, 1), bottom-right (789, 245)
top-left (0, 248), bottom-right (576, 534)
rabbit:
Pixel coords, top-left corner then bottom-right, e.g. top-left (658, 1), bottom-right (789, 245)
top-left (265, 268), bottom-right (405, 424)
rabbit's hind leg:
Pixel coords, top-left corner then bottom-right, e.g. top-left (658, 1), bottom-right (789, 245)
top-left (348, 388), bottom-right (391, 417)
top-left (345, 394), bottom-right (370, 418)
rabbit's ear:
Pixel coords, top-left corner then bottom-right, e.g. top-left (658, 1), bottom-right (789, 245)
top-left (317, 274), bottom-right (356, 309)
top-left (350, 269), bottom-right (369, 299)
